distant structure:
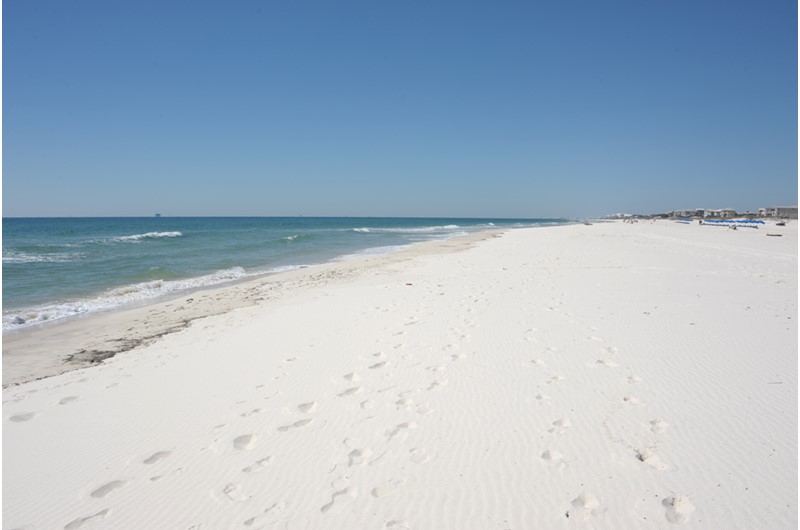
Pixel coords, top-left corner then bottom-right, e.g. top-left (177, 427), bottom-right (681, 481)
top-left (155, 213), bottom-right (162, 217)
top-left (758, 206), bottom-right (798, 219)
top-left (668, 208), bottom-right (709, 218)
top-left (703, 208), bottom-right (738, 219)
top-left (606, 205), bottom-right (797, 220)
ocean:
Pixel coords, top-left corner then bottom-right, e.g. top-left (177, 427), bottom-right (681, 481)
top-left (2, 217), bottom-right (570, 330)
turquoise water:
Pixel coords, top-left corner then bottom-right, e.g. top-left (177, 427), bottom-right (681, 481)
top-left (2, 217), bottom-right (569, 329)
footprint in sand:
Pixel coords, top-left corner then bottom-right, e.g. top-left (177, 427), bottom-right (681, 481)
top-left (59, 396), bottom-right (79, 405)
top-left (427, 379), bottom-right (448, 391)
top-left (534, 393), bottom-right (551, 404)
top-left (244, 502), bottom-right (286, 527)
top-left (233, 434), bottom-right (257, 450)
top-left (297, 401), bottom-right (318, 413)
top-left (662, 496), bottom-right (695, 524)
top-left (218, 482), bottom-right (245, 502)
top-left (64, 509), bottom-right (110, 530)
top-left (320, 487), bottom-right (358, 513)
top-left (416, 405), bottom-right (434, 416)
top-left (338, 387), bottom-right (363, 397)
top-left (386, 421), bottom-right (417, 440)
top-left (9, 412), bottom-right (40, 422)
top-left (636, 448), bottom-right (672, 471)
top-left (588, 336), bottom-right (604, 342)
top-left (242, 457), bottom-right (273, 473)
top-left (385, 520), bottom-right (411, 529)
top-left (548, 418), bottom-right (572, 434)
top-left (396, 397), bottom-right (414, 409)
top-left (409, 447), bottom-right (434, 464)
top-left (451, 353), bottom-right (466, 361)
top-left (547, 376), bottom-right (565, 384)
top-left (623, 394), bottom-right (641, 405)
top-left (369, 361), bottom-right (389, 370)
top-left (596, 359), bottom-right (619, 368)
top-left (566, 492), bottom-right (606, 521)
top-left (277, 419), bottom-right (313, 432)
top-left (90, 480), bottom-right (126, 498)
top-left (531, 359), bottom-right (546, 367)
top-left (143, 451), bottom-right (172, 464)
top-left (627, 375), bottom-right (643, 384)
top-left (650, 418), bottom-right (670, 434)
top-left (348, 448), bottom-right (372, 466)
top-left (343, 372), bottom-right (361, 382)
top-left (541, 449), bottom-right (565, 465)
top-left (371, 478), bottom-right (406, 498)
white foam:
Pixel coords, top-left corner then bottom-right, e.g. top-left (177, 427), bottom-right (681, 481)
top-left (2, 266), bottom-right (249, 330)
top-left (334, 245), bottom-right (409, 262)
top-left (351, 225), bottom-right (461, 234)
top-left (265, 264), bottom-right (306, 274)
top-left (112, 231), bottom-right (183, 242)
top-left (3, 250), bottom-right (83, 264)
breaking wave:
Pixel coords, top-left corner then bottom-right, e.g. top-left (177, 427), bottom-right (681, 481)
top-left (3, 250), bottom-right (83, 264)
top-left (2, 266), bottom-right (248, 330)
top-left (352, 225), bottom-right (461, 234)
top-left (112, 231), bottom-right (184, 242)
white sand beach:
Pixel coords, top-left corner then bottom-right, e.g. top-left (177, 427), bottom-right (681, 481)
top-left (3, 220), bottom-right (797, 529)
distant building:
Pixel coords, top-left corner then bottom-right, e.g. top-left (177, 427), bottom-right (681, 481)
top-left (760, 206), bottom-right (798, 219)
top-left (704, 208), bottom-right (737, 218)
top-left (668, 209), bottom-right (705, 218)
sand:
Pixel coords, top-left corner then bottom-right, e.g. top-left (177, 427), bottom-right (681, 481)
top-left (2, 220), bottom-right (797, 529)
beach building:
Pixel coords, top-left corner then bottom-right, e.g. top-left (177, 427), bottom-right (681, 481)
top-left (704, 208), bottom-right (738, 218)
top-left (668, 209), bottom-right (705, 218)
top-left (759, 206), bottom-right (798, 219)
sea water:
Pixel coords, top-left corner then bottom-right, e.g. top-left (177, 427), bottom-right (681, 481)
top-left (2, 217), bottom-right (569, 330)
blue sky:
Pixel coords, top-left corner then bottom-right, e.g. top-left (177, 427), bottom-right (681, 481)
top-left (3, 0), bottom-right (797, 217)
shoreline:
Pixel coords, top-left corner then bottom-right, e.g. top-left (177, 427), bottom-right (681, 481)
top-left (4, 217), bottom-right (561, 333)
top-left (2, 228), bottom-right (507, 387)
